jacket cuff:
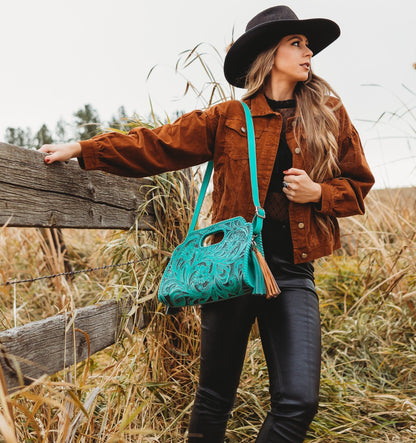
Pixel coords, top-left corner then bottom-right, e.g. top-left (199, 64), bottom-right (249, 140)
top-left (77, 139), bottom-right (100, 170)
top-left (315, 183), bottom-right (334, 215)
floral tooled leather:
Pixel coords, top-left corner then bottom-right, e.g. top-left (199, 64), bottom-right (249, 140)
top-left (158, 217), bottom-right (255, 307)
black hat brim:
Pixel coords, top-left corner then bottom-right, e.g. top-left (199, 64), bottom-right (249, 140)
top-left (224, 18), bottom-right (340, 88)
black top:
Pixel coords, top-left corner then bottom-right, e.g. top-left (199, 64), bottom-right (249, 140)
top-left (264, 97), bottom-right (296, 222)
top-left (262, 97), bottom-right (314, 278)
top-left (266, 97), bottom-right (295, 193)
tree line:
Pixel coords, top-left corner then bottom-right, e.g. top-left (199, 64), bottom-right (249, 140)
top-left (3, 104), bottom-right (130, 149)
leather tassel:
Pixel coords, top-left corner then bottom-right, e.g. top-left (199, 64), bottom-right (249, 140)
top-left (251, 247), bottom-right (266, 295)
top-left (253, 246), bottom-right (281, 299)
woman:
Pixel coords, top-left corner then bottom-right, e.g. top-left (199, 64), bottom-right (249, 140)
top-left (40, 5), bottom-right (375, 442)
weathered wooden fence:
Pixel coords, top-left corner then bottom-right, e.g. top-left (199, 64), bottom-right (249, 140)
top-left (0, 142), bottom-right (156, 391)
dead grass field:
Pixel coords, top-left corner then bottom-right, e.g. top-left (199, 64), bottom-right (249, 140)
top-left (0, 184), bottom-right (415, 442)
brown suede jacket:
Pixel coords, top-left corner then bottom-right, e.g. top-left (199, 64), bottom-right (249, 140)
top-left (79, 92), bottom-right (375, 264)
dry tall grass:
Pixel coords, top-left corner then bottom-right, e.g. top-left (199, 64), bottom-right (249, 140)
top-left (0, 178), bottom-right (415, 442)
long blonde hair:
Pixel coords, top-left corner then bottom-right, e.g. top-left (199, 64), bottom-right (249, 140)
top-left (242, 44), bottom-right (342, 183)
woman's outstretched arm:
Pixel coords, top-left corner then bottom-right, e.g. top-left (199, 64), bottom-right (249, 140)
top-left (38, 106), bottom-right (219, 178)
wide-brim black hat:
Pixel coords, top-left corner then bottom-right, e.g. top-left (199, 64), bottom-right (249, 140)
top-left (224, 5), bottom-right (340, 88)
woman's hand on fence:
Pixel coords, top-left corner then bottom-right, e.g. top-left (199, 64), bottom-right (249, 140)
top-left (39, 143), bottom-right (82, 164)
top-left (283, 168), bottom-right (322, 204)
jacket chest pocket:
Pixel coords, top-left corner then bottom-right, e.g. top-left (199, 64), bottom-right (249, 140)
top-left (222, 118), bottom-right (264, 160)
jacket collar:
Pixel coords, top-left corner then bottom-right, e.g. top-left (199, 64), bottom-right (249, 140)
top-left (245, 92), bottom-right (279, 117)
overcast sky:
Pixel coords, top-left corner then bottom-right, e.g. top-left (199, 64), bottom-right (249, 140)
top-left (1, 0), bottom-right (415, 188)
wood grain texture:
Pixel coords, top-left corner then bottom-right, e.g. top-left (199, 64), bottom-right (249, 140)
top-left (0, 143), bottom-right (155, 229)
top-left (0, 298), bottom-right (144, 391)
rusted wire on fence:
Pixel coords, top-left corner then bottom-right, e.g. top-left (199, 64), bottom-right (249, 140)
top-left (2, 255), bottom-right (159, 287)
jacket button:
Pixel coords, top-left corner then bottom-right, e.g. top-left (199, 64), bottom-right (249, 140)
top-left (294, 147), bottom-right (301, 154)
top-left (301, 252), bottom-right (308, 259)
top-left (298, 222), bottom-right (305, 229)
top-left (241, 127), bottom-right (246, 133)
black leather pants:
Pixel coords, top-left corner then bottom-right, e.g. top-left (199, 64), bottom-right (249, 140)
top-left (187, 283), bottom-right (321, 442)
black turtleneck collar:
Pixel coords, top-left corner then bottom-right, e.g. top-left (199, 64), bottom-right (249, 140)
top-left (266, 97), bottom-right (296, 111)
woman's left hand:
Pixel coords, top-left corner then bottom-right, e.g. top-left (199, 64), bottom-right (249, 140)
top-left (283, 168), bottom-right (322, 204)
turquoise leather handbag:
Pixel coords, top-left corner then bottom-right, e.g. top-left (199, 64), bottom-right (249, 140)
top-left (158, 102), bottom-right (279, 308)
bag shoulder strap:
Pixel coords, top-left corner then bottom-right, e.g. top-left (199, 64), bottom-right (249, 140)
top-left (241, 101), bottom-right (265, 235)
top-left (188, 101), bottom-right (264, 234)
top-left (188, 161), bottom-right (213, 232)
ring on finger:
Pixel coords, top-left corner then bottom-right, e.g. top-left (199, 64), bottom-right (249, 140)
top-left (283, 181), bottom-right (290, 190)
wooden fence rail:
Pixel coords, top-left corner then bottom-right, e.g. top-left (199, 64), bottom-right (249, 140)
top-left (0, 142), bottom-right (154, 229)
top-left (0, 142), bottom-right (157, 391)
top-left (0, 298), bottom-right (145, 391)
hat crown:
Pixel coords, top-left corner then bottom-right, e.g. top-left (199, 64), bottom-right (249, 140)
top-left (246, 5), bottom-right (299, 32)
